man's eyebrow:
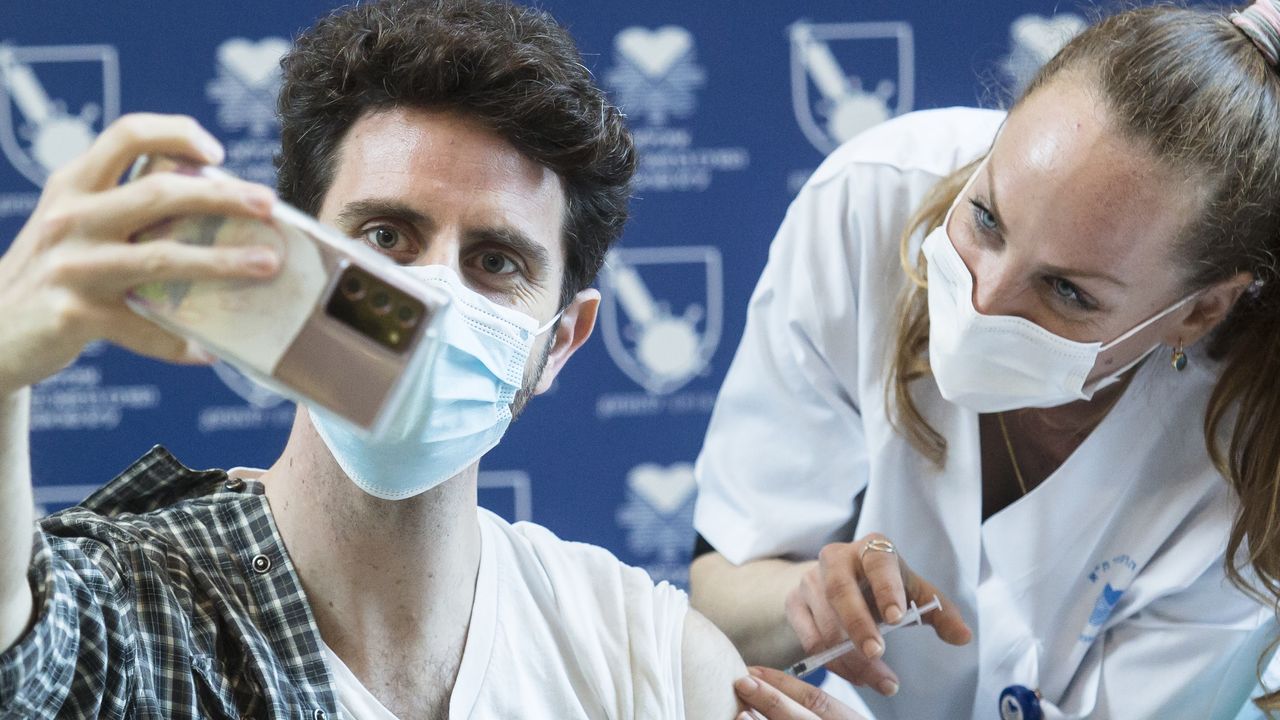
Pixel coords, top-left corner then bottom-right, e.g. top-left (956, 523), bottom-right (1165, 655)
top-left (333, 199), bottom-right (429, 232)
top-left (987, 158), bottom-right (1126, 289)
top-left (467, 226), bottom-right (552, 273)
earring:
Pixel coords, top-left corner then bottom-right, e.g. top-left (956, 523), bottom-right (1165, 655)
top-left (1171, 342), bottom-right (1188, 372)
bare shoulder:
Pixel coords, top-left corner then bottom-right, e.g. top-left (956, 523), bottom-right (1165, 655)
top-left (681, 607), bottom-right (747, 719)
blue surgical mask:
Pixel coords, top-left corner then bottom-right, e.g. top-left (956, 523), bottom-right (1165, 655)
top-left (310, 264), bottom-right (560, 500)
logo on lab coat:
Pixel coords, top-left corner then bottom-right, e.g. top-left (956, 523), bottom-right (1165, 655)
top-left (1079, 552), bottom-right (1136, 643)
top-left (1002, 14), bottom-right (1086, 96)
top-left (616, 462), bottom-right (698, 587)
top-left (1087, 583), bottom-right (1124, 627)
top-left (788, 21), bottom-right (914, 155)
top-left (599, 246), bottom-right (723, 396)
top-left (0, 43), bottom-right (120, 188)
top-left (603, 26), bottom-right (748, 192)
top-left (205, 37), bottom-right (289, 186)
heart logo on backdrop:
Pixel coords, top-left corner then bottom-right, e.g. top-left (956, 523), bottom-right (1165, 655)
top-left (1010, 14), bottom-right (1086, 61)
top-left (616, 26), bottom-right (694, 79)
top-left (627, 462), bottom-right (697, 514)
top-left (217, 38), bottom-right (291, 87)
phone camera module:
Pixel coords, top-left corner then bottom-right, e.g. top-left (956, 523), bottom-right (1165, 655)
top-left (395, 304), bottom-right (418, 328)
top-left (370, 290), bottom-right (391, 314)
top-left (340, 275), bottom-right (366, 301)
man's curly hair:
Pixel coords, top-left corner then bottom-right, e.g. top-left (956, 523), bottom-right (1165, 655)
top-left (275, 0), bottom-right (636, 306)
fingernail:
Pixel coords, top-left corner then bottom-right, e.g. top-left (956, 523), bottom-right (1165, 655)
top-left (200, 135), bottom-right (225, 164)
top-left (242, 248), bottom-right (279, 272)
top-left (884, 605), bottom-right (903, 624)
top-left (242, 189), bottom-right (273, 214)
top-left (878, 679), bottom-right (899, 697)
top-left (190, 345), bottom-right (216, 364)
top-left (747, 666), bottom-right (764, 678)
top-left (862, 638), bottom-right (883, 659)
top-left (734, 677), bottom-right (759, 693)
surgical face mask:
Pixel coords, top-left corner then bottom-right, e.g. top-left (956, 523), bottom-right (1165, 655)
top-left (922, 164), bottom-right (1197, 413)
top-left (310, 264), bottom-right (559, 500)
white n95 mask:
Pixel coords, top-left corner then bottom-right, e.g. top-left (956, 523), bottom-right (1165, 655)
top-left (921, 167), bottom-right (1197, 414)
top-left (310, 264), bottom-right (559, 500)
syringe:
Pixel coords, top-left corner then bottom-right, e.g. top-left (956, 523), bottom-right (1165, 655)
top-left (785, 595), bottom-right (942, 678)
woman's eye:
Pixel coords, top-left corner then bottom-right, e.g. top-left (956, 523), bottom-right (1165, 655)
top-left (1048, 277), bottom-right (1090, 309)
top-left (478, 252), bottom-right (517, 275)
top-left (969, 200), bottom-right (998, 232)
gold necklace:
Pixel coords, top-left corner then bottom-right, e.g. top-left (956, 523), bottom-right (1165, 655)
top-left (996, 412), bottom-right (1030, 496)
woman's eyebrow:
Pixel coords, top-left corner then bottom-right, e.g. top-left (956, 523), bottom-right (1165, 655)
top-left (987, 161), bottom-right (1126, 289)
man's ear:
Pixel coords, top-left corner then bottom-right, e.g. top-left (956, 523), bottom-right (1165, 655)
top-left (533, 287), bottom-right (599, 395)
top-left (1164, 271), bottom-right (1254, 348)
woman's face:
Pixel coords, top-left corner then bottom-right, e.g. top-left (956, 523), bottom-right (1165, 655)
top-left (945, 78), bottom-right (1209, 352)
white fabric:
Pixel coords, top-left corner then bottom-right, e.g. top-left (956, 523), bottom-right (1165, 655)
top-left (322, 508), bottom-right (689, 719)
top-left (693, 107), bottom-right (1273, 720)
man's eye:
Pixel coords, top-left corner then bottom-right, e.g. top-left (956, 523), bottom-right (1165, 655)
top-left (478, 252), bottom-right (517, 275)
top-left (362, 226), bottom-right (401, 251)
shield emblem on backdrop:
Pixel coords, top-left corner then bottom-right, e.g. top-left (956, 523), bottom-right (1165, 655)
top-left (789, 21), bottom-right (914, 155)
top-left (0, 44), bottom-right (119, 187)
top-left (600, 246), bottom-right (723, 396)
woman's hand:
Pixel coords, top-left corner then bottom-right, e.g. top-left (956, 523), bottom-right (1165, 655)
top-left (734, 666), bottom-right (867, 720)
top-left (784, 533), bottom-right (972, 696)
top-left (0, 112), bottom-right (280, 396)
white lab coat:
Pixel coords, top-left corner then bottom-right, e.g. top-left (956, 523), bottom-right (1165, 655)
top-left (693, 107), bottom-right (1275, 720)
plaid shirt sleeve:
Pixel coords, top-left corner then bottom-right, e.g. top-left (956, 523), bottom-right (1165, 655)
top-left (0, 527), bottom-right (136, 719)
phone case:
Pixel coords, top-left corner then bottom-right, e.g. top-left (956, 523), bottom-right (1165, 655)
top-left (124, 155), bottom-right (448, 435)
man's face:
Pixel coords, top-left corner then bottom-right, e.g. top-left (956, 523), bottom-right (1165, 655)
top-left (317, 107), bottom-right (584, 406)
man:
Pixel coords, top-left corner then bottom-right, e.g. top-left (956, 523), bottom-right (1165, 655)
top-left (0, 1), bottom-right (772, 717)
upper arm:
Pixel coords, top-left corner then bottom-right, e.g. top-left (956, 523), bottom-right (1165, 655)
top-left (1, 528), bottom-right (130, 719)
top-left (681, 608), bottom-right (748, 719)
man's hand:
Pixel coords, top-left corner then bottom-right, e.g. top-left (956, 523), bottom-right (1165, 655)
top-left (0, 112), bottom-right (280, 396)
top-left (734, 666), bottom-right (867, 720)
top-left (784, 533), bottom-right (972, 696)
top-left (0, 112), bottom-right (280, 656)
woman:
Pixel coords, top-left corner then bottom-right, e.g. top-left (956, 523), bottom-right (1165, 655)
top-left (710, 3), bottom-right (1280, 719)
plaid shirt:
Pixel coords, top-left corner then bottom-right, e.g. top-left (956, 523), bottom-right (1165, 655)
top-left (0, 446), bottom-right (340, 720)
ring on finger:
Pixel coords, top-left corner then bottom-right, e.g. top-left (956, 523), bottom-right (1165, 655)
top-left (860, 538), bottom-right (897, 562)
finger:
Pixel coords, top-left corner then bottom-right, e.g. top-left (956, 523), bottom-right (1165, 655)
top-left (70, 113), bottom-right (225, 191)
top-left (827, 652), bottom-right (899, 697)
top-left (860, 537), bottom-right (908, 624)
top-left (784, 586), bottom-right (827, 655)
top-left (903, 571), bottom-right (972, 646)
top-left (799, 570), bottom-right (848, 652)
top-left (735, 666), bottom-right (867, 720)
top-left (818, 544), bottom-right (884, 660)
top-left (93, 306), bottom-right (219, 365)
top-left (75, 172), bottom-right (275, 238)
top-left (51, 239), bottom-right (280, 297)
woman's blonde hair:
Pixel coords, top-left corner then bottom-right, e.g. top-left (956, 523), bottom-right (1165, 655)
top-left (885, 5), bottom-right (1280, 708)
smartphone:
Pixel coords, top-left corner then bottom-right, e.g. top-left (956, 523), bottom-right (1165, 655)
top-left (124, 154), bottom-right (448, 435)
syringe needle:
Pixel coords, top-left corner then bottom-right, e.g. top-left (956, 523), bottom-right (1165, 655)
top-left (784, 595), bottom-right (942, 679)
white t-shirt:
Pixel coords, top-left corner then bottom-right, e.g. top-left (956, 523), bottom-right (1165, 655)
top-left (324, 508), bottom-right (688, 719)
top-left (694, 107), bottom-right (1273, 720)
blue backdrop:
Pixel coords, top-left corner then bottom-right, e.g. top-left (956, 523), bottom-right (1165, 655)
top-left (3, 1), bottom-right (1102, 589)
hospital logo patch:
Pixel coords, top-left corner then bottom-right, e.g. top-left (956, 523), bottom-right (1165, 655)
top-left (603, 26), bottom-right (748, 192)
top-left (205, 37), bottom-right (289, 186)
top-left (599, 246), bottom-right (722, 396)
top-left (0, 43), bottom-right (119, 188)
top-left (616, 462), bottom-right (698, 588)
top-left (788, 21), bottom-right (914, 155)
